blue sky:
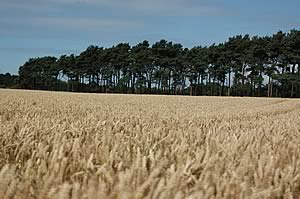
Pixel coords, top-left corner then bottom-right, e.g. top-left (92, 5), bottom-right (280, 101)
top-left (0, 0), bottom-right (300, 74)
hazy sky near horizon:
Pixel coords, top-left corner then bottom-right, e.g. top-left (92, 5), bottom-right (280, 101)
top-left (0, 0), bottom-right (300, 74)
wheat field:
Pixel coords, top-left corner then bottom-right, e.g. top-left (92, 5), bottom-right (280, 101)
top-left (0, 89), bottom-right (300, 199)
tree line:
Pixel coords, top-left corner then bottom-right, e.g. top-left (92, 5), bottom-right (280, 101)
top-left (0, 73), bottom-right (18, 88)
top-left (1, 29), bottom-right (300, 97)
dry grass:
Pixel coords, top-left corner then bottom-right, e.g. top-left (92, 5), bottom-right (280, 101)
top-left (0, 89), bottom-right (300, 199)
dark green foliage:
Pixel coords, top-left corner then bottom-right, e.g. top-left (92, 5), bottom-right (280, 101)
top-left (0, 73), bottom-right (19, 88)
top-left (2, 29), bottom-right (300, 97)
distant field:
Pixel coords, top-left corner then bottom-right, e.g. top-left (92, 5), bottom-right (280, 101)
top-left (0, 89), bottom-right (300, 199)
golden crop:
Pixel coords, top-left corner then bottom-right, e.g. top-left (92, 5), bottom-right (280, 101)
top-left (0, 89), bottom-right (300, 199)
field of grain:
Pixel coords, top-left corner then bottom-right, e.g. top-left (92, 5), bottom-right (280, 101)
top-left (0, 89), bottom-right (300, 199)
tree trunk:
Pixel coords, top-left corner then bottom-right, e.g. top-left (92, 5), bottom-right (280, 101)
top-left (96, 74), bottom-right (99, 85)
top-left (241, 64), bottom-right (246, 97)
top-left (221, 80), bottom-right (225, 96)
top-left (168, 77), bottom-right (171, 94)
top-left (210, 81), bottom-right (212, 96)
top-left (250, 79), bottom-right (253, 97)
top-left (292, 64), bottom-right (296, 74)
top-left (131, 74), bottom-right (136, 93)
top-left (227, 69), bottom-right (231, 96)
top-left (182, 77), bottom-right (186, 95)
top-left (189, 79), bottom-right (193, 96)
top-left (267, 76), bottom-right (270, 97)
top-left (212, 76), bottom-right (215, 96)
top-left (270, 78), bottom-right (273, 97)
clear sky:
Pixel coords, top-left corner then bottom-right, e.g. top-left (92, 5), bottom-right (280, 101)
top-left (0, 0), bottom-right (300, 74)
